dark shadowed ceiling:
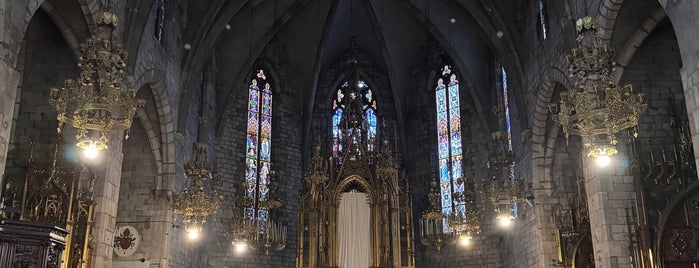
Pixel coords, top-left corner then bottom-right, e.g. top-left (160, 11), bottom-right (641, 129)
top-left (174, 0), bottom-right (524, 138)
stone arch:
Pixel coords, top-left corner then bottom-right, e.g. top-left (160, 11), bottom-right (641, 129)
top-left (40, 2), bottom-right (81, 58)
top-left (597, 0), bottom-right (625, 43)
top-left (133, 68), bottom-right (176, 192)
top-left (654, 181), bottom-right (699, 266)
top-left (0, 0), bottom-right (103, 181)
top-left (612, 7), bottom-right (668, 80)
top-left (215, 60), bottom-right (283, 139)
top-left (531, 66), bottom-right (571, 162)
top-left (529, 66), bottom-right (574, 268)
top-left (335, 175), bottom-right (374, 202)
top-left (75, 0), bottom-right (100, 33)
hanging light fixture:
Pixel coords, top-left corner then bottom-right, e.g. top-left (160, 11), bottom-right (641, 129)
top-left (419, 180), bottom-right (453, 251)
top-left (246, 167), bottom-right (286, 255)
top-left (172, 141), bottom-right (224, 240)
top-left (172, 72), bottom-right (223, 240)
top-left (49, 11), bottom-right (144, 155)
top-left (446, 176), bottom-right (481, 247)
top-left (549, 17), bottom-right (647, 164)
top-left (484, 131), bottom-right (526, 228)
top-left (226, 164), bottom-right (286, 255)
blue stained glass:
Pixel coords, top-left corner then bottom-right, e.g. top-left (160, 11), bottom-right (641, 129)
top-left (245, 69), bottom-right (273, 228)
top-left (539, 0), bottom-right (548, 40)
top-left (450, 130), bottom-right (462, 156)
top-left (257, 209), bottom-right (269, 232)
top-left (246, 134), bottom-right (257, 158)
top-left (262, 85), bottom-right (272, 116)
top-left (448, 84), bottom-right (459, 108)
top-left (451, 155), bottom-right (462, 180)
top-left (438, 134), bottom-right (449, 159)
top-left (442, 65), bottom-right (451, 76)
top-left (333, 109), bottom-right (343, 157)
top-left (439, 159), bottom-right (450, 183)
top-left (154, 0), bottom-right (166, 41)
top-left (502, 66), bottom-right (517, 218)
top-left (436, 83), bottom-right (447, 112)
top-left (435, 65), bottom-right (467, 232)
top-left (260, 138), bottom-right (270, 161)
top-left (248, 85), bottom-right (259, 112)
top-left (245, 208), bottom-right (255, 220)
top-left (366, 108), bottom-right (377, 151)
top-left (438, 111), bottom-right (449, 135)
top-left (332, 79), bottom-right (378, 156)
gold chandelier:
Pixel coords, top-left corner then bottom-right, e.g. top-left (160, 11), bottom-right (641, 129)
top-left (172, 142), bottom-right (224, 240)
top-left (227, 163), bottom-right (285, 255)
top-left (419, 180), bottom-right (453, 251)
top-left (484, 131), bottom-right (526, 227)
top-left (550, 16), bottom-right (647, 161)
top-left (49, 11), bottom-right (144, 154)
top-left (447, 177), bottom-right (481, 247)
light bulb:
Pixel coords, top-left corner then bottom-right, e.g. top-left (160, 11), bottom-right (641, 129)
top-left (83, 144), bottom-right (99, 159)
top-left (234, 242), bottom-right (247, 253)
top-left (187, 229), bottom-right (200, 240)
top-left (458, 235), bottom-right (472, 247)
top-left (498, 217), bottom-right (512, 227)
top-left (595, 155), bottom-right (611, 167)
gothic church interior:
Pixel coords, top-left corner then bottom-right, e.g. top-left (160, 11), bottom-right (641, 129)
top-left (0, 0), bottom-right (698, 267)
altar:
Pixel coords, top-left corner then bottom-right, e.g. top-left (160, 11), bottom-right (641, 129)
top-left (296, 61), bottom-right (415, 268)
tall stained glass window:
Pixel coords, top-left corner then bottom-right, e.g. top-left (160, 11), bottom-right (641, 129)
top-left (245, 68), bottom-right (272, 229)
top-left (154, 0), bottom-right (166, 41)
top-left (435, 65), bottom-right (464, 232)
top-left (537, 0), bottom-right (549, 40)
top-left (501, 66), bottom-right (517, 218)
top-left (332, 80), bottom-right (378, 157)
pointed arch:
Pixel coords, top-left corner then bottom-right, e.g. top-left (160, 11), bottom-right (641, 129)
top-left (244, 67), bottom-right (273, 228)
top-left (331, 78), bottom-right (379, 158)
top-left (435, 65), bottom-right (464, 231)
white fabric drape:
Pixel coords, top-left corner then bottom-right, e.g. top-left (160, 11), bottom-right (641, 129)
top-left (338, 192), bottom-right (371, 268)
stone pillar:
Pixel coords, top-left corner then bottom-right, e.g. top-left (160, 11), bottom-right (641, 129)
top-left (89, 133), bottom-right (124, 268)
top-left (659, 1), bottom-right (699, 178)
top-left (582, 149), bottom-right (635, 268)
top-left (0, 60), bottom-right (20, 200)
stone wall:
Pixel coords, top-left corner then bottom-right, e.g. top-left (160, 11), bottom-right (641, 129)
top-left (115, 119), bottom-right (170, 268)
top-left (210, 40), bottom-right (303, 268)
top-left (404, 41), bottom-right (502, 268)
top-left (3, 8), bottom-right (77, 194)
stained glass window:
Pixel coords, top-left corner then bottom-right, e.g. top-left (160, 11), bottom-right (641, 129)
top-left (245, 68), bottom-right (272, 230)
top-left (332, 80), bottom-right (378, 157)
top-left (435, 65), bottom-right (464, 232)
top-left (154, 0), bottom-right (166, 41)
top-left (537, 0), bottom-right (549, 40)
top-left (501, 66), bottom-right (517, 218)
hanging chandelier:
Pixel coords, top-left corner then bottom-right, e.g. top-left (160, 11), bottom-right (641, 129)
top-left (227, 163), bottom-right (286, 255)
top-left (484, 131), bottom-right (526, 227)
top-left (419, 180), bottom-right (453, 251)
top-left (172, 142), bottom-right (224, 240)
top-left (549, 16), bottom-right (647, 163)
top-left (248, 219), bottom-right (287, 255)
top-left (49, 11), bottom-right (144, 156)
top-left (447, 177), bottom-right (481, 247)
top-left (246, 167), bottom-right (286, 255)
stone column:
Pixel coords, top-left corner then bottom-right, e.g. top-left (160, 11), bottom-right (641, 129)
top-left (89, 133), bottom-right (124, 268)
top-left (0, 59), bottom-right (20, 200)
top-left (659, 1), bottom-right (699, 177)
top-left (582, 149), bottom-right (635, 268)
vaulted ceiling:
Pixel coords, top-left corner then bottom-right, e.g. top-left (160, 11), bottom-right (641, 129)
top-left (176, 0), bottom-right (525, 137)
